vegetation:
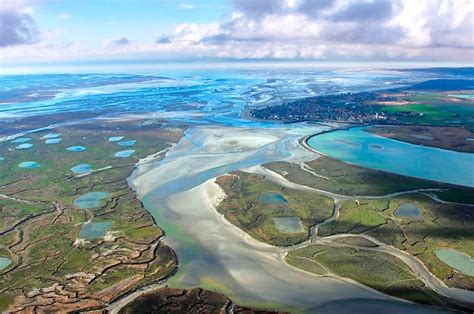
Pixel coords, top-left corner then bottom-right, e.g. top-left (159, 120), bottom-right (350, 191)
top-left (0, 118), bottom-right (184, 312)
top-left (215, 172), bottom-right (334, 246)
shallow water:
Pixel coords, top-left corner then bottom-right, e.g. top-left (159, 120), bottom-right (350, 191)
top-left (307, 127), bottom-right (474, 187)
top-left (45, 138), bottom-right (62, 144)
top-left (273, 217), bottom-right (303, 233)
top-left (0, 257), bottom-right (12, 271)
top-left (11, 137), bottom-right (31, 143)
top-left (71, 163), bottom-right (92, 174)
top-left (435, 249), bottom-right (474, 276)
top-left (115, 150), bottom-right (135, 157)
top-left (41, 133), bottom-right (61, 139)
top-left (394, 203), bottom-right (422, 220)
top-left (80, 221), bottom-right (112, 239)
top-left (74, 192), bottom-right (109, 209)
top-left (109, 136), bottom-right (124, 142)
top-left (18, 161), bottom-right (40, 169)
top-left (67, 145), bottom-right (86, 152)
top-left (118, 140), bottom-right (136, 147)
top-left (258, 192), bottom-right (288, 205)
top-left (16, 143), bottom-right (33, 149)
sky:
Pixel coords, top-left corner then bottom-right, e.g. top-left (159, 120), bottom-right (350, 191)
top-left (0, 0), bottom-right (473, 68)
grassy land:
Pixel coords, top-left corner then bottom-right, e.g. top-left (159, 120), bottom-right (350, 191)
top-left (286, 244), bottom-right (450, 308)
top-left (215, 172), bottom-right (334, 246)
top-left (0, 118), bottom-right (184, 312)
top-left (265, 156), bottom-right (474, 204)
top-left (318, 194), bottom-right (474, 290)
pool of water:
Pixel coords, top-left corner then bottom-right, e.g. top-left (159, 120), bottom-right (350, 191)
top-left (71, 163), bottom-right (92, 174)
top-left (109, 136), bottom-right (124, 142)
top-left (11, 137), bottom-right (31, 143)
top-left (18, 161), bottom-right (40, 169)
top-left (307, 127), bottom-right (474, 187)
top-left (0, 157), bottom-right (4, 161)
top-left (79, 221), bottom-right (112, 239)
top-left (394, 203), bottom-right (422, 220)
top-left (0, 257), bottom-right (12, 271)
top-left (115, 149), bottom-right (135, 157)
top-left (273, 217), bottom-right (303, 233)
top-left (16, 143), bottom-right (33, 149)
top-left (45, 138), bottom-right (62, 144)
top-left (435, 249), bottom-right (474, 276)
top-left (447, 94), bottom-right (474, 99)
top-left (41, 133), bottom-right (61, 139)
top-left (258, 192), bottom-right (288, 205)
top-left (74, 192), bottom-right (109, 209)
top-left (67, 146), bottom-right (86, 152)
top-left (118, 140), bottom-right (137, 147)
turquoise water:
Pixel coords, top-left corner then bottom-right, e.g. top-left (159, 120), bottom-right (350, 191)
top-left (79, 221), bottom-right (112, 239)
top-left (307, 127), bottom-right (474, 187)
top-left (273, 217), bottom-right (303, 233)
top-left (11, 137), bottom-right (31, 143)
top-left (394, 203), bottom-right (422, 220)
top-left (258, 192), bottom-right (288, 205)
top-left (45, 138), bottom-right (62, 144)
top-left (118, 140), bottom-right (136, 147)
top-left (0, 257), bottom-right (12, 271)
top-left (18, 161), bottom-right (40, 169)
top-left (67, 146), bottom-right (86, 152)
top-left (71, 163), bottom-right (92, 174)
top-left (447, 94), bottom-right (474, 99)
top-left (41, 133), bottom-right (61, 139)
top-left (74, 192), bottom-right (109, 209)
top-left (0, 157), bottom-right (4, 161)
top-left (16, 143), bottom-right (33, 149)
top-left (435, 249), bottom-right (474, 276)
top-left (115, 149), bottom-right (135, 157)
top-left (109, 136), bottom-right (124, 142)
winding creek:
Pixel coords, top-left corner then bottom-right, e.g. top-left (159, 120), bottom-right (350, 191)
top-left (127, 123), bottom-right (473, 312)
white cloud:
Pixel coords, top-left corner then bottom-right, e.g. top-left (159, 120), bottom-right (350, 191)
top-left (179, 3), bottom-right (195, 9)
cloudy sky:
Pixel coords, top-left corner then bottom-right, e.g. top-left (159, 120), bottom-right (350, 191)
top-left (0, 0), bottom-right (473, 65)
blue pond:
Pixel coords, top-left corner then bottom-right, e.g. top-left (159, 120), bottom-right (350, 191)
top-left (67, 146), bottom-right (86, 152)
top-left (0, 257), bottom-right (12, 271)
top-left (115, 150), bottom-right (135, 157)
top-left (118, 140), bottom-right (137, 147)
top-left (45, 138), bottom-right (62, 144)
top-left (16, 143), bottom-right (33, 149)
top-left (11, 137), bottom-right (31, 143)
top-left (109, 136), bottom-right (124, 142)
top-left (307, 127), bottom-right (474, 188)
top-left (79, 221), bottom-right (112, 239)
top-left (394, 203), bottom-right (422, 220)
top-left (435, 249), bottom-right (474, 276)
top-left (258, 192), bottom-right (288, 205)
top-left (71, 163), bottom-right (92, 174)
top-left (41, 133), bottom-right (61, 139)
top-left (74, 192), bottom-right (109, 209)
top-left (18, 161), bottom-right (40, 169)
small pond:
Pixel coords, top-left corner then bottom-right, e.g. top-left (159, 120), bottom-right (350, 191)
top-left (273, 217), bottom-right (303, 233)
top-left (79, 221), bottom-right (112, 239)
top-left (11, 137), bottom-right (31, 143)
top-left (394, 203), bottom-right (422, 220)
top-left (67, 146), bottom-right (86, 152)
top-left (41, 133), bottom-right (61, 139)
top-left (18, 161), bottom-right (40, 169)
top-left (74, 192), bottom-right (109, 209)
top-left (258, 192), bottom-right (288, 205)
top-left (109, 136), bottom-right (124, 142)
top-left (118, 140), bottom-right (137, 147)
top-left (115, 150), bottom-right (135, 158)
top-left (435, 249), bottom-right (474, 276)
top-left (71, 163), bottom-right (92, 174)
top-left (16, 143), bottom-right (33, 149)
top-left (45, 138), bottom-right (62, 144)
top-left (0, 257), bottom-right (12, 271)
